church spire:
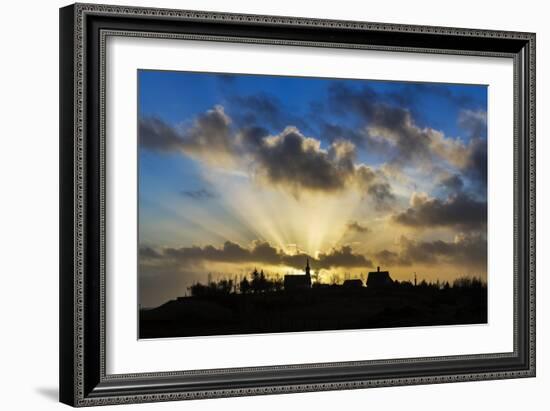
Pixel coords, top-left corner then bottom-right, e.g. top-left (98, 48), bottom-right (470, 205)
top-left (305, 257), bottom-right (311, 277)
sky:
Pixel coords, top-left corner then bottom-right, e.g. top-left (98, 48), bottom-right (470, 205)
top-left (138, 69), bottom-right (488, 308)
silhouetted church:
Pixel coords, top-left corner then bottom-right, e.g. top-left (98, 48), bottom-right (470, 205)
top-left (284, 258), bottom-right (312, 291)
top-left (367, 266), bottom-right (394, 288)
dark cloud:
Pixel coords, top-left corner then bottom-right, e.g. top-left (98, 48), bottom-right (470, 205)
top-left (320, 122), bottom-right (392, 154)
top-left (247, 127), bottom-right (356, 193)
top-left (142, 233), bottom-right (484, 275)
top-left (316, 246), bottom-right (373, 269)
top-left (139, 106), bottom-right (395, 200)
top-left (388, 83), bottom-right (480, 111)
top-left (231, 92), bottom-right (282, 129)
top-left (367, 183), bottom-right (396, 209)
top-left (392, 192), bottom-right (486, 230)
top-left (245, 128), bottom-right (395, 200)
top-left (464, 138), bottom-right (487, 192)
top-left (354, 165), bottom-right (397, 207)
top-left (355, 164), bottom-right (377, 188)
top-left (237, 126), bottom-right (270, 149)
top-left (139, 106), bottom-right (235, 163)
top-left (141, 240), bottom-right (372, 270)
top-left (163, 241), bottom-right (252, 264)
top-left (375, 233), bottom-right (486, 268)
top-left (139, 246), bottom-right (163, 260)
top-left (328, 84), bottom-right (488, 198)
top-left (321, 122), bottom-right (362, 147)
top-left (328, 83), bottom-right (470, 169)
top-left (399, 234), bottom-right (487, 267)
top-left (374, 249), bottom-right (412, 267)
top-left (456, 110), bottom-right (487, 193)
top-left (346, 221), bottom-right (370, 234)
top-left (328, 83), bottom-right (379, 119)
top-left (178, 105), bottom-right (234, 162)
top-left (458, 109), bottom-right (487, 139)
top-left (278, 247), bottom-right (372, 270)
top-left (181, 189), bottom-right (217, 200)
top-left (249, 241), bottom-right (282, 265)
top-left (438, 173), bottom-right (464, 193)
top-left (139, 117), bottom-right (184, 152)
top-left (229, 92), bottom-right (311, 133)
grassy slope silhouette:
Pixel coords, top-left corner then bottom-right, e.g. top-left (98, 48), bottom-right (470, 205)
top-left (140, 278), bottom-right (487, 339)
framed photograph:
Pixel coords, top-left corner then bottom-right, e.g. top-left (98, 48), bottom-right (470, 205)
top-left (59, 3), bottom-right (535, 407)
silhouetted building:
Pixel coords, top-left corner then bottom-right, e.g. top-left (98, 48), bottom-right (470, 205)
top-left (284, 258), bottom-right (312, 291)
top-left (343, 279), bottom-right (363, 288)
top-left (367, 266), bottom-right (394, 288)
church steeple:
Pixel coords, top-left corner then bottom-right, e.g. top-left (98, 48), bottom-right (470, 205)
top-left (305, 257), bottom-right (311, 277)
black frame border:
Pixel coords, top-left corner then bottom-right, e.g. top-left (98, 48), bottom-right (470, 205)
top-left (60, 3), bottom-right (535, 407)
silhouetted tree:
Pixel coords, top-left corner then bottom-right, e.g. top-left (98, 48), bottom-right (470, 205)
top-left (251, 268), bottom-right (270, 293)
top-left (188, 278), bottom-right (234, 297)
top-left (453, 276), bottom-right (485, 289)
top-left (329, 273), bottom-right (340, 285)
top-left (240, 276), bottom-right (251, 294)
top-left (259, 270), bottom-right (269, 292)
top-left (188, 282), bottom-right (208, 297)
top-left (399, 280), bottom-right (414, 288)
top-left (216, 278), bottom-right (233, 294)
top-left (272, 277), bottom-right (284, 291)
top-left (251, 268), bottom-right (260, 293)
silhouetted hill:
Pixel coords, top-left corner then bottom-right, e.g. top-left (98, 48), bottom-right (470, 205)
top-left (140, 284), bottom-right (487, 339)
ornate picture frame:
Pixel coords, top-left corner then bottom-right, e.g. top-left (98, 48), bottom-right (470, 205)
top-left (59, 3), bottom-right (535, 407)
